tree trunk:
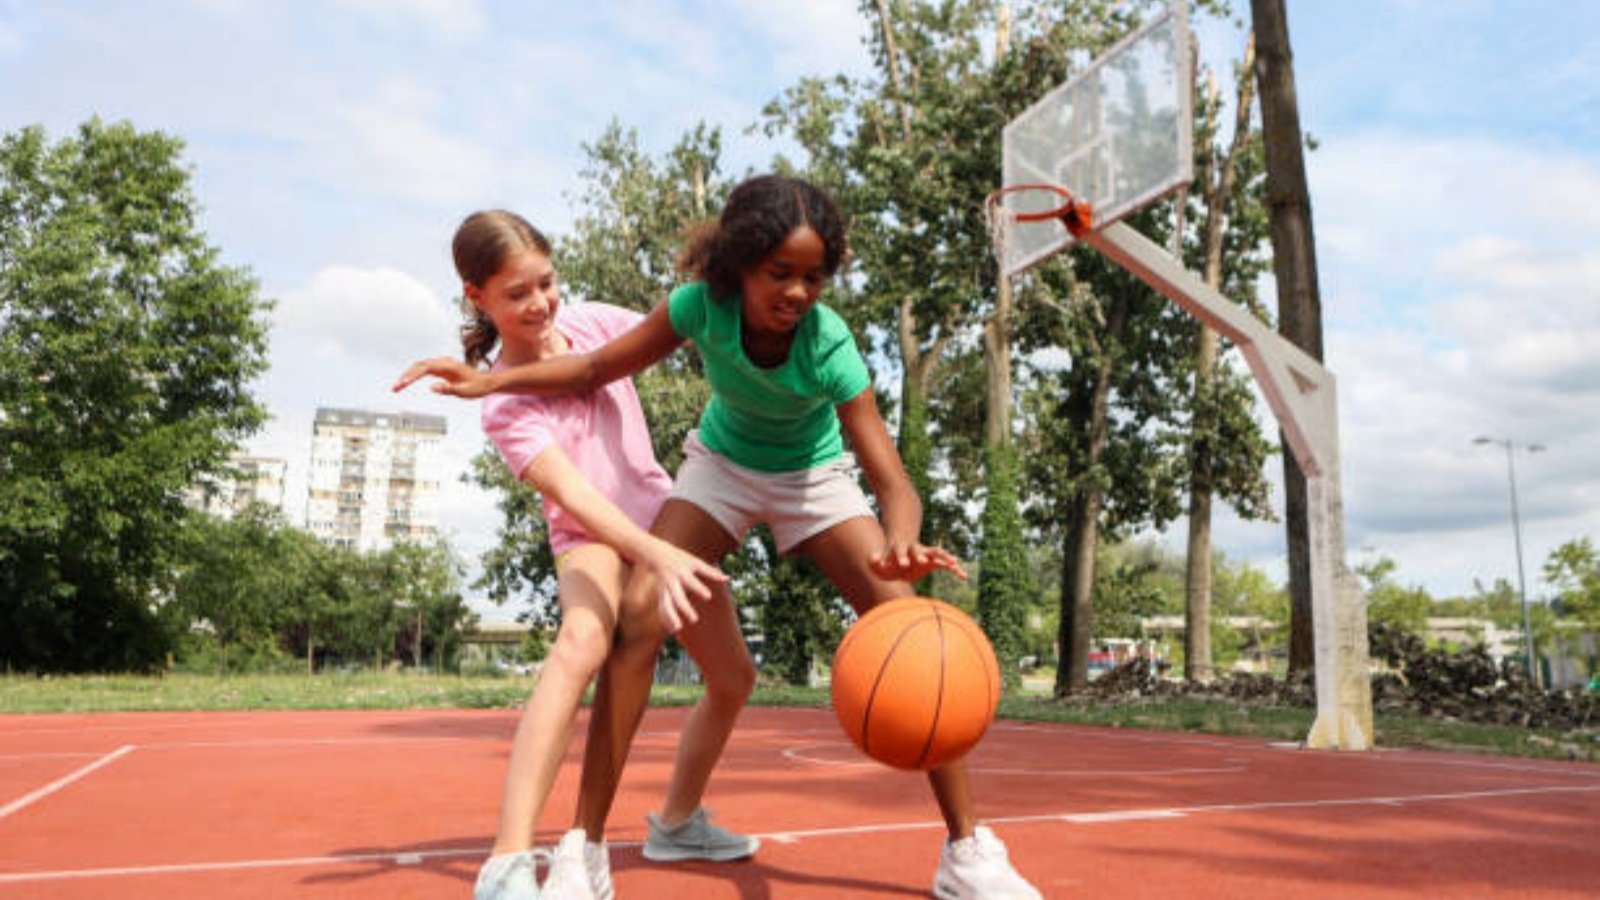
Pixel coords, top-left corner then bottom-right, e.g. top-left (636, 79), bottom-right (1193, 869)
top-left (896, 297), bottom-right (950, 503)
top-left (1251, 0), bottom-right (1323, 674)
top-left (1185, 37), bottom-right (1257, 683)
top-left (984, 286), bottom-right (1014, 448)
top-left (1054, 294), bottom-right (1130, 696)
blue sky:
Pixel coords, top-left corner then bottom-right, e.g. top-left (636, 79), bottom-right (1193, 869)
top-left (3, 1), bottom-right (1597, 612)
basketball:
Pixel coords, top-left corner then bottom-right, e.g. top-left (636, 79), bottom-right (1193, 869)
top-left (830, 596), bottom-right (1001, 771)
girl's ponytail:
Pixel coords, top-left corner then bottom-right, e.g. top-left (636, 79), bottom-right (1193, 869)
top-left (460, 303), bottom-right (498, 368)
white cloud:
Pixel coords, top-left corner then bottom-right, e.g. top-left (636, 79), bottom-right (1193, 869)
top-left (727, 0), bottom-right (870, 81)
top-left (332, 0), bottom-right (489, 42)
top-left (9, 1), bottom-right (1596, 606)
top-left (275, 265), bottom-right (456, 364)
top-left (1243, 128), bottom-right (1600, 596)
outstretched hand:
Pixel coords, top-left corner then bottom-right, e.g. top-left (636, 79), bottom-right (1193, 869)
top-left (869, 541), bottom-right (969, 584)
top-left (642, 540), bottom-right (730, 635)
top-left (392, 357), bottom-right (496, 398)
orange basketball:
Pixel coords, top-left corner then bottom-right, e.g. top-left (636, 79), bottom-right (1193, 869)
top-left (830, 596), bottom-right (1001, 770)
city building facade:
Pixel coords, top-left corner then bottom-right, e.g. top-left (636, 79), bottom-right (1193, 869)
top-left (306, 407), bottom-right (446, 550)
top-left (185, 455), bottom-right (288, 519)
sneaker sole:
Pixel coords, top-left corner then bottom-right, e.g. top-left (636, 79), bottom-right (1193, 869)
top-left (641, 838), bottom-right (760, 863)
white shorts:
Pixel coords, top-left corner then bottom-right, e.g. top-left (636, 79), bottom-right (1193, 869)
top-left (670, 430), bottom-right (876, 554)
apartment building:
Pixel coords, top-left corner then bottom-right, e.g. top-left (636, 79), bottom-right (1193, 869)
top-left (305, 407), bottom-right (446, 550)
top-left (186, 455), bottom-right (288, 519)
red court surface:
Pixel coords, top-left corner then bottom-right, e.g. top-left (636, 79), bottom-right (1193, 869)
top-left (2, 705), bottom-right (1597, 898)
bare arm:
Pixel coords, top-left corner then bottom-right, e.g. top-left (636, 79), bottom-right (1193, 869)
top-left (391, 303), bottom-right (684, 398)
top-left (836, 389), bottom-right (968, 583)
top-left (520, 443), bottom-right (727, 613)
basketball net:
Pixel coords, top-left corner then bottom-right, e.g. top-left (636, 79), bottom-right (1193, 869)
top-left (984, 192), bottom-right (1018, 277)
top-left (984, 183), bottom-right (1091, 280)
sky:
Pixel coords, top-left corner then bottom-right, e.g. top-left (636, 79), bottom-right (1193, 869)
top-left (3, 1), bottom-right (1596, 618)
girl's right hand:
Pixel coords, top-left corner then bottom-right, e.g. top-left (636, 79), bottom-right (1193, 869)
top-left (641, 539), bottom-right (729, 634)
top-left (392, 357), bottom-right (497, 398)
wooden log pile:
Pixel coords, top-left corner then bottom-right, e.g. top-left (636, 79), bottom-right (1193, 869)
top-left (1368, 622), bottom-right (1596, 731)
top-left (1077, 623), bottom-right (1595, 735)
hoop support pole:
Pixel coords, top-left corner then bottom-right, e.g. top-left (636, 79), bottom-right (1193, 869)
top-left (1080, 220), bottom-right (1373, 750)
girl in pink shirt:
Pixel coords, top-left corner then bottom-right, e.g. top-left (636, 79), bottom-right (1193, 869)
top-left (396, 210), bottom-right (727, 900)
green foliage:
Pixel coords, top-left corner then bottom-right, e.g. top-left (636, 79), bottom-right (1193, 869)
top-left (166, 507), bottom-right (471, 673)
top-left (1091, 544), bottom-right (1178, 640)
top-left (749, 532), bottom-right (849, 686)
top-left (0, 120), bottom-right (270, 672)
top-left (520, 626), bottom-right (550, 663)
top-left (1544, 538), bottom-right (1600, 627)
top-left (977, 443), bottom-right (1033, 687)
top-left (465, 444), bottom-right (558, 624)
top-left (167, 505), bottom-right (321, 665)
top-left (1357, 555), bottom-right (1436, 635)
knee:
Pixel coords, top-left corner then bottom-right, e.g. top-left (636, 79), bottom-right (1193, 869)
top-left (545, 618), bottom-right (612, 682)
top-left (705, 653), bottom-right (757, 707)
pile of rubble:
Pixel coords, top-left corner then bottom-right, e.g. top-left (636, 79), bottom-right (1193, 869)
top-left (1368, 623), bottom-right (1596, 731)
top-left (1077, 623), bottom-right (1596, 733)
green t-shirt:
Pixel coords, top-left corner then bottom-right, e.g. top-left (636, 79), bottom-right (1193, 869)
top-left (667, 281), bottom-right (871, 473)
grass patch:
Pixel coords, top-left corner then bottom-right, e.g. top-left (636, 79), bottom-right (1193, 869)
top-left (0, 672), bottom-right (533, 713)
top-left (2, 674), bottom-right (1592, 763)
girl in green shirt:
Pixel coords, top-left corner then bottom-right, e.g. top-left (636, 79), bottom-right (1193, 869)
top-left (397, 175), bottom-right (1040, 899)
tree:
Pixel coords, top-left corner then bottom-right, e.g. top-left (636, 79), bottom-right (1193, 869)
top-left (466, 445), bottom-right (559, 626)
top-left (380, 540), bottom-right (470, 670)
top-left (0, 121), bottom-right (269, 672)
top-left (167, 505), bottom-right (317, 672)
top-left (1250, 0), bottom-right (1325, 674)
top-left (1182, 34), bottom-right (1273, 682)
top-left (1213, 551), bottom-right (1289, 664)
top-left (1544, 538), bottom-right (1600, 639)
top-left (1355, 555), bottom-right (1433, 636)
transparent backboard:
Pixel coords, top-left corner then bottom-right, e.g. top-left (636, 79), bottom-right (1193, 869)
top-left (999, 2), bottom-right (1193, 277)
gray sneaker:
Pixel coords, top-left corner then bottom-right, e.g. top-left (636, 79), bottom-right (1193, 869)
top-left (642, 808), bottom-right (759, 862)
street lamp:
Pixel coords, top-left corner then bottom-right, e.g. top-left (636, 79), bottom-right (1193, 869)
top-left (1473, 436), bottom-right (1544, 687)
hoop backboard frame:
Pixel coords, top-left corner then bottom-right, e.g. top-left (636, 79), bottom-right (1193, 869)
top-left (998, 2), bottom-right (1193, 278)
top-left (994, 1), bottom-right (1374, 751)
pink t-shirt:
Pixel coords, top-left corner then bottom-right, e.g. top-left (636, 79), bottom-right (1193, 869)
top-left (480, 302), bottom-right (673, 557)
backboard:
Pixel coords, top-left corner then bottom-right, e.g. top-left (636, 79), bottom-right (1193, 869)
top-left (997, 2), bottom-right (1193, 277)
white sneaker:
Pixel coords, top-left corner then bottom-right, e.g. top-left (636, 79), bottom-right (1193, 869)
top-left (585, 836), bottom-right (614, 900)
top-left (642, 808), bottom-right (759, 862)
top-left (932, 826), bottom-right (1042, 900)
top-left (541, 829), bottom-right (596, 900)
top-left (474, 849), bottom-right (541, 900)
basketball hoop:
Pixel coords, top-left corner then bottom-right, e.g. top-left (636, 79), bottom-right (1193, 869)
top-left (985, 183), bottom-right (1094, 275)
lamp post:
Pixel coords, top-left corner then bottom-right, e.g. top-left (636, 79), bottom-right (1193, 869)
top-left (1473, 436), bottom-right (1544, 687)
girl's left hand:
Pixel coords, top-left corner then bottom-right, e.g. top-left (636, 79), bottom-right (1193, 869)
top-left (869, 541), bottom-right (969, 584)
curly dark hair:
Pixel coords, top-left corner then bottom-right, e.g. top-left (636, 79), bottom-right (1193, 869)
top-left (451, 210), bottom-right (551, 367)
top-left (676, 175), bottom-right (847, 299)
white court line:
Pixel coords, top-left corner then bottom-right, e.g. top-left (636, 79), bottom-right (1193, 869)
top-left (0, 745), bottom-right (135, 821)
top-left (0, 847), bottom-right (487, 884)
top-left (5, 781), bottom-right (1599, 885)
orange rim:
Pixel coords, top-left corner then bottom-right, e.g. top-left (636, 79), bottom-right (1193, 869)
top-left (987, 183), bottom-right (1094, 235)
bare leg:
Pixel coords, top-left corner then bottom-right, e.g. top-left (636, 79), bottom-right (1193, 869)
top-left (572, 563), bottom-right (666, 838)
top-left (491, 545), bottom-right (625, 855)
top-left (648, 500), bottom-right (755, 825)
top-left (798, 516), bottom-right (978, 840)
